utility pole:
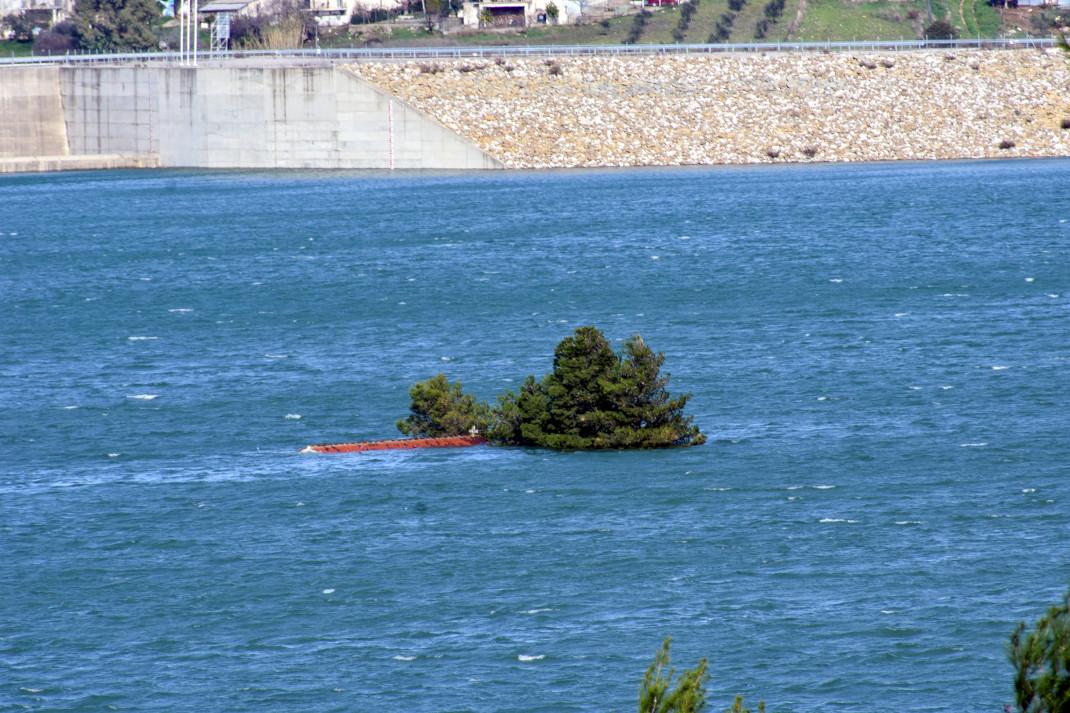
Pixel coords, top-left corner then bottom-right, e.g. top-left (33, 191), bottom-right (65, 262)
top-left (180, 0), bottom-right (199, 66)
top-left (193, 0), bottom-right (198, 65)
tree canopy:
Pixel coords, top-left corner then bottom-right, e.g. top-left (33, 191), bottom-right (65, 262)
top-left (72, 0), bottom-right (161, 52)
top-left (489, 327), bottom-right (706, 449)
top-left (397, 327), bottom-right (706, 450)
top-left (396, 373), bottom-right (491, 438)
top-left (1009, 587), bottom-right (1070, 713)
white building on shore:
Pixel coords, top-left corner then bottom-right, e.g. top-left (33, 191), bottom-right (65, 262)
top-left (199, 0), bottom-right (407, 28)
top-left (460, 0), bottom-right (580, 27)
top-left (0, 0), bottom-right (74, 23)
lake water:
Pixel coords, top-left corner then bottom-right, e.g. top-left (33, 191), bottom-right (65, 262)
top-left (2, 160), bottom-right (1069, 713)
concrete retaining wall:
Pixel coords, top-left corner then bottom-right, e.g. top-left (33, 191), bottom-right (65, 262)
top-left (0, 63), bottom-right (502, 171)
top-left (150, 65), bottom-right (499, 169)
top-left (0, 66), bottom-right (69, 159)
top-left (62, 66), bottom-right (158, 157)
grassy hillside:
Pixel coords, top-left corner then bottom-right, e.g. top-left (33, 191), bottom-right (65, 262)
top-left (955, 0), bottom-right (1001, 37)
top-left (365, 0), bottom-right (1022, 48)
top-left (795, 0), bottom-right (919, 41)
top-left (0, 40), bottom-right (34, 57)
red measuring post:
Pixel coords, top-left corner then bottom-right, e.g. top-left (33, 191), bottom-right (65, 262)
top-left (301, 435), bottom-right (488, 454)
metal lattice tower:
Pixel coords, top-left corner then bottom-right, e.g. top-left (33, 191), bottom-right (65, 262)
top-left (210, 12), bottom-right (230, 52)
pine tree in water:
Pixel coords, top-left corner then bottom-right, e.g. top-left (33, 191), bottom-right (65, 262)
top-left (490, 327), bottom-right (706, 450)
top-left (396, 374), bottom-right (491, 438)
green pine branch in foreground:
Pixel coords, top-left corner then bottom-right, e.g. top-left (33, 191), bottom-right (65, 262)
top-left (396, 326), bottom-right (706, 449)
top-left (639, 637), bottom-right (764, 713)
top-left (1009, 588), bottom-right (1070, 713)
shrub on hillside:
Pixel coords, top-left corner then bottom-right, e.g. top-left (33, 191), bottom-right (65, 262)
top-left (624, 9), bottom-right (650, 44)
top-left (229, 0), bottom-right (316, 49)
top-left (753, 0), bottom-right (784, 37)
top-left (708, 11), bottom-right (734, 41)
top-left (763, 0), bottom-right (785, 19)
top-left (350, 7), bottom-right (400, 23)
top-left (33, 20), bottom-right (79, 54)
top-left (924, 19), bottom-right (957, 39)
top-left (673, 0), bottom-right (698, 40)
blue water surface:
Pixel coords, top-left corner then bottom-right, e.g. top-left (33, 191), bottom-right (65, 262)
top-left (2, 160), bottom-right (1069, 713)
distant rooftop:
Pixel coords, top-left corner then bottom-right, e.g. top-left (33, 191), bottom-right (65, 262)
top-left (200, 0), bottom-right (255, 13)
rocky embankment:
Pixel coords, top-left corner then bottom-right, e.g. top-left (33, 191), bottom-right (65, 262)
top-left (349, 50), bottom-right (1070, 168)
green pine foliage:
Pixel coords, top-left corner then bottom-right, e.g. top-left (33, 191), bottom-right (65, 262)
top-left (488, 326), bottom-right (707, 450)
top-left (1009, 587), bottom-right (1070, 713)
top-left (400, 327), bottom-right (705, 449)
top-left (639, 638), bottom-right (766, 713)
top-left (396, 373), bottom-right (491, 438)
top-left (72, 0), bottom-right (162, 52)
top-left (639, 637), bottom-right (709, 713)
top-left (725, 694), bottom-right (766, 713)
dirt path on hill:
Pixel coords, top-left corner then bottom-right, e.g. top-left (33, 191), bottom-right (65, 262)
top-left (957, 0), bottom-right (977, 35)
top-left (786, 0), bottom-right (807, 39)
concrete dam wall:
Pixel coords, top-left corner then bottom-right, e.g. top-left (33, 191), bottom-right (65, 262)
top-left (0, 63), bottom-right (501, 172)
top-left (2, 50), bottom-right (1069, 173)
top-left (0, 66), bottom-right (69, 160)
